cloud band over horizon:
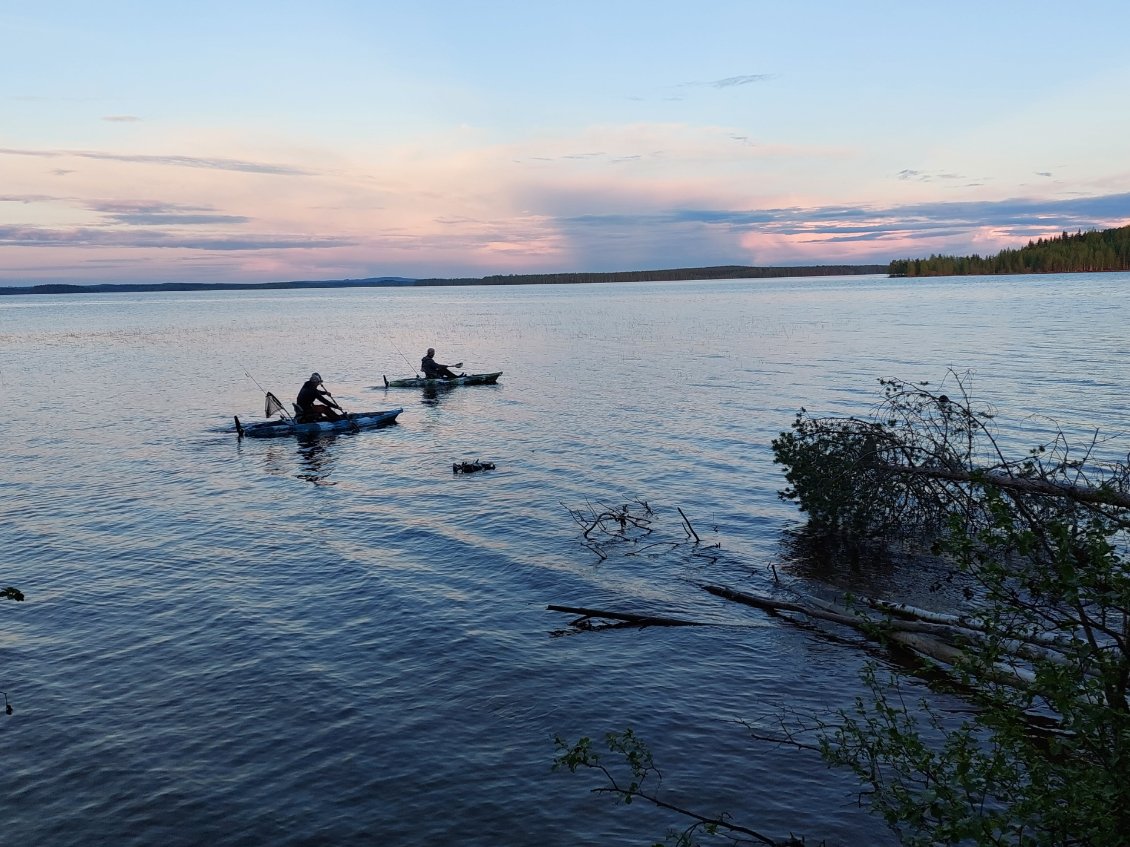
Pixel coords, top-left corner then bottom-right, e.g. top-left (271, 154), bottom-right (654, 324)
top-left (3, 3), bottom-right (1130, 284)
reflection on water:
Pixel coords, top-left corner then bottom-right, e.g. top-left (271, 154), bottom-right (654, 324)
top-left (402, 381), bottom-right (504, 407)
top-left (779, 527), bottom-right (970, 612)
top-left (255, 432), bottom-right (341, 485)
top-left (295, 433), bottom-right (339, 485)
top-left (418, 380), bottom-right (472, 406)
top-left (419, 384), bottom-right (452, 407)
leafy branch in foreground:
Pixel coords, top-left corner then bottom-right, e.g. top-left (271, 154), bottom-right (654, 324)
top-left (554, 729), bottom-right (810, 847)
top-left (553, 374), bottom-right (1130, 846)
top-left (772, 372), bottom-right (1130, 846)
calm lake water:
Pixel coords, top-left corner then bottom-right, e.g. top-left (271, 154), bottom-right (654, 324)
top-left (1, 273), bottom-right (1127, 846)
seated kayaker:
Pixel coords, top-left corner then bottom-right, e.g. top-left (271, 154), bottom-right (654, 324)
top-left (295, 372), bottom-right (345, 422)
top-left (421, 348), bottom-right (464, 379)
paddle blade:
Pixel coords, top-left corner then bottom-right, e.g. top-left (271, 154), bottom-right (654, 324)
top-left (265, 392), bottom-right (286, 418)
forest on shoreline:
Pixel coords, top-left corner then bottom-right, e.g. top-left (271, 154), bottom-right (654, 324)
top-left (889, 223), bottom-right (1130, 276)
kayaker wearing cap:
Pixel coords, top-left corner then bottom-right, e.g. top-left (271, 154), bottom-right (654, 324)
top-left (295, 372), bottom-right (344, 422)
top-left (420, 348), bottom-right (464, 380)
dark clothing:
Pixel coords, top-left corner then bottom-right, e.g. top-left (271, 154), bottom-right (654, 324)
top-left (421, 353), bottom-right (458, 379)
top-left (296, 379), bottom-right (341, 421)
top-left (297, 379), bottom-right (331, 409)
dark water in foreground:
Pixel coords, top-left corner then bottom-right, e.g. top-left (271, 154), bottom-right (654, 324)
top-left (1, 273), bottom-right (1127, 846)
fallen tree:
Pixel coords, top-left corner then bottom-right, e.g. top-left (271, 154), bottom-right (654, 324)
top-left (554, 373), bottom-right (1130, 846)
top-left (769, 372), bottom-right (1130, 846)
top-left (771, 373), bottom-right (1130, 541)
top-left (546, 604), bottom-right (702, 630)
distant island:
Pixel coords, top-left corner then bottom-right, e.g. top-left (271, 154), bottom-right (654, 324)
top-left (889, 224), bottom-right (1130, 276)
top-left (0, 264), bottom-right (887, 297)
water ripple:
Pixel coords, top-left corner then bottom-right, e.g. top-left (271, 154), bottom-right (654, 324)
top-left (4, 275), bottom-right (1128, 845)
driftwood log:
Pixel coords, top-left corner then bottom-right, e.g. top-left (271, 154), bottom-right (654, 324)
top-left (549, 588), bottom-right (1049, 685)
top-left (549, 587), bottom-right (1051, 682)
top-left (547, 605), bottom-right (701, 629)
top-left (700, 584), bottom-right (1045, 684)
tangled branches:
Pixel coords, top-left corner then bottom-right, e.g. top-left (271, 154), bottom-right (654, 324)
top-left (562, 499), bottom-right (718, 563)
top-left (772, 371), bottom-right (1130, 543)
top-left (772, 372), bottom-right (1130, 846)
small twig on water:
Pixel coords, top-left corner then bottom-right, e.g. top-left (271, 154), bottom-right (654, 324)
top-left (677, 506), bottom-right (701, 543)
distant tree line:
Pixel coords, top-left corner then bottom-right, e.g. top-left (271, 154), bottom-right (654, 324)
top-left (890, 224), bottom-right (1130, 277)
top-left (0, 265), bottom-right (888, 296)
top-left (0, 278), bottom-right (415, 296)
top-left (414, 264), bottom-right (887, 286)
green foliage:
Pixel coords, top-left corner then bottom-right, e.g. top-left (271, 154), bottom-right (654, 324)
top-left (820, 666), bottom-right (1029, 846)
top-left (771, 376), bottom-right (991, 539)
top-left (771, 410), bottom-right (889, 534)
top-left (554, 730), bottom-right (804, 846)
top-left (889, 225), bottom-right (1130, 277)
top-left (554, 728), bottom-right (657, 805)
top-left (417, 265), bottom-right (888, 286)
top-left (825, 491), bottom-right (1130, 846)
top-left (561, 376), bottom-right (1130, 846)
top-left (780, 377), bottom-right (1130, 845)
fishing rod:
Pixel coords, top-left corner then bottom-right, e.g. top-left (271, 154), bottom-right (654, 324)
top-left (388, 339), bottom-right (419, 375)
top-left (244, 369), bottom-right (269, 394)
top-left (244, 369), bottom-right (293, 421)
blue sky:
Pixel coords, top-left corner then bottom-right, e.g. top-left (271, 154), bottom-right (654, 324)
top-left (3, 1), bottom-right (1129, 284)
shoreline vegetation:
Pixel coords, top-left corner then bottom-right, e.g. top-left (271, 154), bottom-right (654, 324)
top-left (0, 264), bottom-right (886, 296)
top-left (889, 223), bottom-right (1130, 276)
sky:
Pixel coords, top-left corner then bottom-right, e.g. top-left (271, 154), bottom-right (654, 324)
top-left (3, 1), bottom-right (1130, 285)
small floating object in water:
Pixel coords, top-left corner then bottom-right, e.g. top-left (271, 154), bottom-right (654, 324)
top-left (453, 460), bottom-right (496, 474)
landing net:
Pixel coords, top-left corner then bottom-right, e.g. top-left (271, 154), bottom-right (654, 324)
top-left (265, 392), bottom-right (287, 419)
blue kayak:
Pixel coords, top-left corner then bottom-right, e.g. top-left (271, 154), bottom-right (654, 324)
top-left (234, 408), bottom-right (402, 438)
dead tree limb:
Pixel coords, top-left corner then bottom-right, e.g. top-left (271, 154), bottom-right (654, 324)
top-left (702, 584), bottom-right (1056, 684)
top-left (702, 584), bottom-right (864, 628)
top-left (547, 604), bottom-right (702, 628)
top-left (860, 596), bottom-right (1072, 649)
top-left (875, 462), bottom-right (1130, 510)
top-left (677, 506), bottom-right (701, 543)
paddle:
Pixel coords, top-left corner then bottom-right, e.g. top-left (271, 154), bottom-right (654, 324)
top-left (323, 388), bottom-right (360, 432)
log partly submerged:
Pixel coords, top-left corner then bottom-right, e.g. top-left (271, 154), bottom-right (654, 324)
top-left (701, 584), bottom-right (1042, 684)
top-left (547, 605), bottom-right (701, 628)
